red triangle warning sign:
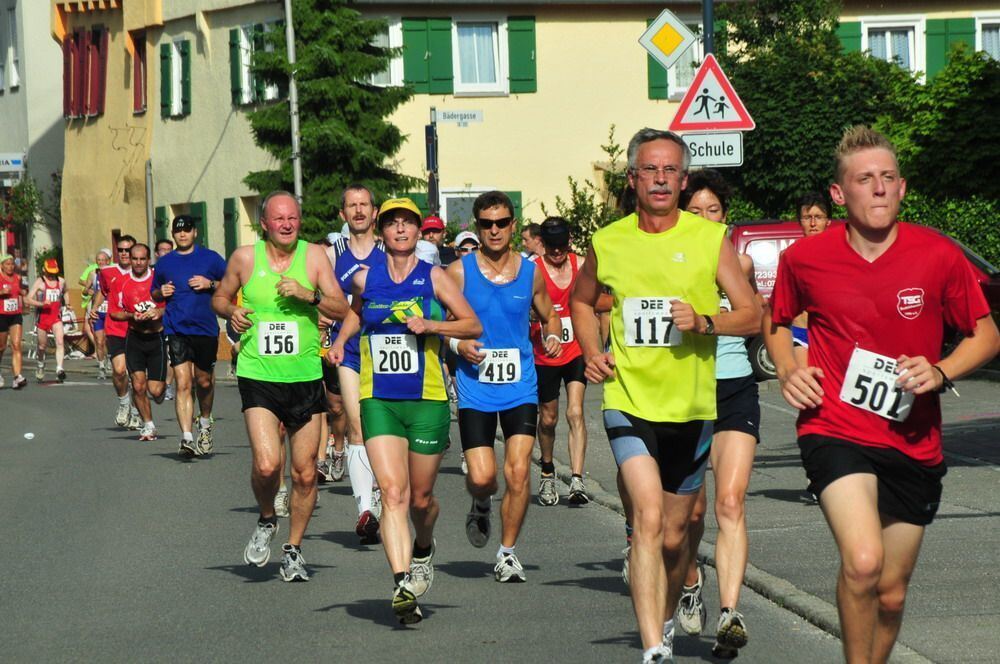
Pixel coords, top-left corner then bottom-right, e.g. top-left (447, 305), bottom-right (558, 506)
top-left (669, 54), bottom-right (755, 132)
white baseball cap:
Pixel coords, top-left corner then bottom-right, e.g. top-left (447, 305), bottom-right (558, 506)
top-left (455, 231), bottom-right (480, 248)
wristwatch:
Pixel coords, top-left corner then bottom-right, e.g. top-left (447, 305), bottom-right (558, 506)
top-left (703, 315), bottom-right (715, 335)
top-left (310, 289), bottom-right (322, 306)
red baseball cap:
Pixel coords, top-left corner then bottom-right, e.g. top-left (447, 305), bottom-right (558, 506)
top-left (43, 258), bottom-right (60, 274)
top-left (420, 215), bottom-right (445, 232)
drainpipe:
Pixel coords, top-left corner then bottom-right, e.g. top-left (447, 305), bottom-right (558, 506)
top-left (145, 159), bottom-right (155, 245)
top-left (283, 0), bottom-right (303, 202)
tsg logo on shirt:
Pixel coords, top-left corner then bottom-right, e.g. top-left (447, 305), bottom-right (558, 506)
top-left (897, 288), bottom-right (925, 320)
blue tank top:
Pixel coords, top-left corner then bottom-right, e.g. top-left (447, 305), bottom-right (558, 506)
top-left (715, 294), bottom-right (753, 379)
top-left (358, 261), bottom-right (446, 401)
top-left (456, 253), bottom-right (537, 411)
top-left (334, 244), bottom-right (386, 372)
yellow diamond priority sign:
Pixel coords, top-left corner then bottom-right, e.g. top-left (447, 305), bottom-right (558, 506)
top-left (639, 9), bottom-right (697, 71)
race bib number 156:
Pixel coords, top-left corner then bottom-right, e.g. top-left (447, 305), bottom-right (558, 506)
top-left (622, 297), bottom-right (684, 347)
top-left (258, 321), bottom-right (299, 356)
top-left (839, 347), bottom-right (914, 422)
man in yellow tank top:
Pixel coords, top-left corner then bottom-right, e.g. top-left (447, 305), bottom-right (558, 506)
top-left (212, 191), bottom-right (349, 583)
top-left (572, 129), bottom-right (761, 664)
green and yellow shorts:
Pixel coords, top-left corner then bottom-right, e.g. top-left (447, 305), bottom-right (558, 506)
top-left (360, 398), bottom-right (450, 455)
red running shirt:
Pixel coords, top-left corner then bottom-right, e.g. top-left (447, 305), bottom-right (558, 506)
top-left (0, 272), bottom-right (22, 315)
top-left (119, 271), bottom-right (163, 329)
top-left (99, 265), bottom-right (132, 338)
top-left (770, 223), bottom-right (990, 465)
top-left (530, 254), bottom-right (583, 366)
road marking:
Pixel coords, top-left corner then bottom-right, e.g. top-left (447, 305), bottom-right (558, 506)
top-left (943, 450), bottom-right (1000, 472)
top-left (761, 401), bottom-right (799, 417)
top-left (43, 381), bottom-right (103, 387)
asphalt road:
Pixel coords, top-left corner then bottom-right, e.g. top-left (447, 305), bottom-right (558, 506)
top-left (0, 368), bottom-right (850, 663)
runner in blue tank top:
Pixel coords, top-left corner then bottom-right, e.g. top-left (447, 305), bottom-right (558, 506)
top-left (445, 191), bottom-right (563, 583)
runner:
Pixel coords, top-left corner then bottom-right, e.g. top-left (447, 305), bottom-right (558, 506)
top-left (111, 243), bottom-right (167, 441)
top-left (331, 197), bottom-right (481, 623)
top-left (571, 128), bottom-right (760, 664)
top-left (446, 190), bottom-right (563, 583)
top-left (78, 250), bottom-right (109, 371)
top-left (151, 215), bottom-right (227, 457)
top-left (93, 235), bottom-right (140, 429)
top-left (24, 259), bottom-right (68, 383)
top-left (520, 222), bottom-right (545, 259)
top-left (0, 253), bottom-right (28, 389)
top-left (530, 217), bottom-right (591, 506)
top-left (327, 184), bottom-right (386, 543)
top-left (213, 190), bottom-right (348, 582)
top-left (452, 230), bottom-right (482, 473)
top-left (421, 214), bottom-right (458, 266)
top-left (764, 126), bottom-right (999, 664)
top-left (791, 192), bottom-right (833, 366)
top-left (87, 249), bottom-right (113, 379)
top-left (678, 169), bottom-right (761, 658)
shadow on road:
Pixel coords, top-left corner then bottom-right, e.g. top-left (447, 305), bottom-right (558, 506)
top-left (317, 598), bottom-right (457, 629)
top-left (747, 488), bottom-right (820, 505)
top-left (206, 561), bottom-right (336, 583)
top-left (544, 574), bottom-right (629, 597)
top-left (304, 528), bottom-right (381, 552)
top-left (435, 559), bottom-right (539, 580)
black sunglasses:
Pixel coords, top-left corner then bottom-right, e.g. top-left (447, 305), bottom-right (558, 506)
top-left (476, 216), bottom-right (513, 230)
top-left (116, 247), bottom-right (131, 252)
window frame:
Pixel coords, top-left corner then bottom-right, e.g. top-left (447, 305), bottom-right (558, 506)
top-left (667, 19), bottom-right (703, 101)
top-left (451, 15), bottom-right (509, 97)
top-left (369, 17), bottom-right (403, 87)
top-left (237, 25), bottom-right (254, 105)
top-left (169, 39), bottom-right (184, 117)
top-left (131, 30), bottom-right (147, 114)
top-left (260, 23), bottom-right (280, 102)
top-left (6, 6), bottom-right (18, 89)
top-left (975, 14), bottom-right (1000, 59)
top-left (440, 187), bottom-right (496, 226)
top-left (859, 15), bottom-right (926, 76)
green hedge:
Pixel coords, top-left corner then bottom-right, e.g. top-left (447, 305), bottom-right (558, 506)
top-left (899, 191), bottom-right (1000, 268)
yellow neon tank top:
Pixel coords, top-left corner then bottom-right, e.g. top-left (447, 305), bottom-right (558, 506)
top-left (593, 211), bottom-right (724, 422)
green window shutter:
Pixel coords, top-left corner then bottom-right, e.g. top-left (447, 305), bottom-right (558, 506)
top-left (508, 16), bottom-right (537, 94)
top-left (713, 19), bottom-right (728, 55)
top-left (926, 18), bottom-right (976, 78)
top-left (646, 19), bottom-right (668, 100)
top-left (223, 197), bottom-right (239, 257)
top-left (402, 18), bottom-right (430, 93)
top-left (191, 201), bottom-right (208, 247)
top-left (252, 24), bottom-right (265, 102)
top-left (428, 18), bottom-right (454, 95)
top-left (160, 43), bottom-right (172, 118)
top-left (154, 206), bottom-right (169, 241)
top-left (229, 28), bottom-right (242, 105)
top-left (406, 193), bottom-right (429, 217)
top-left (505, 191), bottom-right (522, 220)
top-left (180, 40), bottom-right (192, 115)
top-left (835, 21), bottom-right (862, 53)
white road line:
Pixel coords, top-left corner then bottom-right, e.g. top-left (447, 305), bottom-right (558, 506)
top-left (944, 450), bottom-right (1000, 472)
top-left (760, 401), bottom-right (799, 417)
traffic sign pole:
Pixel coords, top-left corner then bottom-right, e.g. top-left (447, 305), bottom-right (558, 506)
top-left (703, 0), bottom-right (714, 56)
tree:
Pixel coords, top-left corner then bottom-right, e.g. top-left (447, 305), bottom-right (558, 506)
top-left (715, 0), bottom-right (916, 217)
top-left (245, 0), bottom-right (418, 240)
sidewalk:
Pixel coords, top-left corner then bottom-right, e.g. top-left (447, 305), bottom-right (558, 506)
top-left (536, 378), bottom-right (1000, 664)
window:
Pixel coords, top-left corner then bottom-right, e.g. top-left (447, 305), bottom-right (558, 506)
top-left (230, 23), bottom-right (281, 106)
top-left (977, 17), bottom-right (1000, 60)
top-left (369, 19), bottom-right (403, 87)
top-left (86, 26), bottom-right (108, 116)
top-left (62, 28), bottom-right (106, 118)
top-left (440, 188), bottom-right (521, 225)
top-left (161, 39), bottom-right (191, 118)
top-left (170, 41), bottom-right (184, 116)
top-left (451, 18), bottom-right (508, 95)
top-left (669, 23), bottom-right (703, 100)
top-left (860, 16), bottom-right (924, 74)
top-left (131, 31), bottom-right (147, 113)
top-left (6, 6), bottom-right (20, 89)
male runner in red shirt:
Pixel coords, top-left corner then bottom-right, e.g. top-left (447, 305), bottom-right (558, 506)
top-left (93, 235), bottom-right (139, 428)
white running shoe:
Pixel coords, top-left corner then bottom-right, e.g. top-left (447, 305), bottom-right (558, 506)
top-left (279, 543), bottom-right (309, 582)
top-left (243, 520), bottom-right (278, 567)
top-left (408, 539), bottom-right (436, 597)
top-left (538, 473), bottom-right (559, 506)
top-left (460, 451), bottom-right (468, 475)
top-left (274, 489), bottom-right (290, 518)
top-left (138, 422), bottom-right (157, 441)
top-left (622, 544), bottom-right (631, 587)
top-left (713, 608), bottom-right (748, 657)
top-left (331, 450), bottom-right (345, 481)
top-left (677, 565), bottom-right (707, 635)
top-left (494, 552), bottom-right (526, 583)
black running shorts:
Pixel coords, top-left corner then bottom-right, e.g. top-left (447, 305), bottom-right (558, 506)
top-left (322, 362), bottom-right (340, 395)
top-left (167, 334), bottom-right (218, 371)
top-left (125, 330), bottom-right (168, 382)
top-left (238, 376), bottom-right (326, 430)
top-left (714, 375), bottom-right (760, 443)
top-left (107, 334), bottom-right (127, 358)
top-left (799, 434), bottom-right (947, 526)
top-left (0, 313), bottom-right (23, 333)
top-left (459, 403), bottom-right (538, 450)
top-left (536, 356), bottom-right (587, 404)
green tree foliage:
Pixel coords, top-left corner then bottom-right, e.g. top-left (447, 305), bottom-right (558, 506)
top-left (876, 45), bottom-right (1000, 200)
top-left (900, 191), bottom-right (1000, 267)
top-left (1, 175), bottom-right (42, 230)
top-left (245, 0), bottom-right (418, 240)
top-left (715, 0), bottom-right (916, 217)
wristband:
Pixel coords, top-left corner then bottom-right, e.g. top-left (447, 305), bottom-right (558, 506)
top-left (449, 337), bottom-right (461, 354)
top-left (932, 365), bottom-right (960, 397)
top-left (545, 334), bottom-right (560, 344)
top-left (310, 289), bottom-right (322, 306)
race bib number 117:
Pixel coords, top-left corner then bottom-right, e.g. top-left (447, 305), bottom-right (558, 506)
top-left (622, 297), bottom-right (684, 347)
top-left (839, 347), bottom-right (914, 422)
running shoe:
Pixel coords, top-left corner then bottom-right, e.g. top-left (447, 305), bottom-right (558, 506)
top-left (196, 421), bottom-right (213, 455)
top-left (179, 436), bottom-right (198, 458)
top-left (622, 544), bottom-right (631, 587)
top-left (96, 363), bottom-right (107, 380)
top-left (279, 543), bottom-right (310, 582)
top-left (460, 451), bottom-right (468, 475)
top-left (35, 365), bottom-right (44, 381)
top-left (274, 489), bottom-right (290, 518)
top-left (677, 564), bottom-right (707, 635)
top-left (324, 434), bottom-right (335, 459)
top-left (465, 498), bottom-right (491, 548)
top-left (127, 410), bottom-right (142, 431)
top-left (712, 609), bottom-right (748, 658)
top-left (164, 384), bottom-right (175, 401)
top-left (371, 487), bottom-right (383, 519)
top-left (138, 422), bottom-right (157, 441)
top-left (408, 540), bottom-right (436, 597)
top-left (0, 374), bottom-right (5, 388)
top-left (56, 367), bottom-right (66, 383)
top-left (331, 450), bottom-right (345, 481)
top-left (243, 520), bottom-right (278, 566)
top-left (316, 458), bottom-right (333, 484)
top-left (114, 401), bottom-right (130, 427)
top-left (538, 473), bottom-right (559, 506)
top-left (494, 552), bottom-right (526, 583)
top-left (392, 575), bottom-right (423, 625)
top-left (568, 476), bottom-right (590, 505)
top-left (355, 510), bottom-right (380, 543)
top-left (12, 374), bottom-right (26, 390)
top-left (643, 646), bottom-right (675, 664)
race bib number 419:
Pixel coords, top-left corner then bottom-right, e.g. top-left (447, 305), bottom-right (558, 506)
top-left (478, 349), bottom-right (521, 384)
top-left (258, 321), bottom-right (299, 356)
top-left (370, 334), bottom-right (419, 374)
top-left (839, 347), bottom-right (914, 422)
top-left (622, 297), bottom-right (684, 347)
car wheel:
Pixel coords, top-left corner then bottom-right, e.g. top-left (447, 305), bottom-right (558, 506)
top-left (748, 336), bottom-right (777, 381)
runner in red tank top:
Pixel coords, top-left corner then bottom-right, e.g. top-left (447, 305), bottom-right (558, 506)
top-left (24, 259), bottom-right (67, 383)
top-left (764, 126), bottom-right (999, 664)
top-left (0, 254), bottom-right (27, 388)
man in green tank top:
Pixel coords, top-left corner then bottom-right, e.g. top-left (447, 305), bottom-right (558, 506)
top-left (571, 129), bottom-right (760, 664)
top-left (212, 191), bottom-right (349, 582)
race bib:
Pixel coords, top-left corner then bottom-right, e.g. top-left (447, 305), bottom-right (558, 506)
top-left (622, 297), bottom-right (684, 347)
top-left (370, 334), bottom-right (419, 374)
top-left (478, 348), bottom-right (521, 384)
top-left (839, 347), bottom-right (915, 422)
top-left (559, 316), bottom-right (574, 344)
top-left (45, 288), bottom-right (61, 303)
top-left (97, 300), bottom-right (108, 313)
top-left (257, 321), bottom-right (299, 356)
top-left (2, 298), bottom-right (18, 313)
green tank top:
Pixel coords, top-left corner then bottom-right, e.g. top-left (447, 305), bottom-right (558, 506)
top-left (593, 211), bottom-right (724, 422)
top-left (236, 240), bottom-right (321, 383)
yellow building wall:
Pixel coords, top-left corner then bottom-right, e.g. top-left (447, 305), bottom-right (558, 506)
top-left (842, 1), bottom-right (1000, 20)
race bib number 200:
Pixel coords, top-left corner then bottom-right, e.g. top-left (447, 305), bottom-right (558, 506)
top-left (622, 297), bottom-right (684, 347)
top-left (478, 349), bottom-right (521, 384)
top-left (258, 321), bottom-right (299, 356)
top-left (839, 347), bottom-right (914, 422)
top-left (370, 334), bottom-right (419, 374)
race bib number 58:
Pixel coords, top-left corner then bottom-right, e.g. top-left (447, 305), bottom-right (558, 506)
top-left (622, 297), bottom-right (684, 347)
top-left (258, 321), bottom-right (299, 356)
top-left (839, 347), bottom-right (914, 422)
top-left (478, 349), bottom-right (521, 384)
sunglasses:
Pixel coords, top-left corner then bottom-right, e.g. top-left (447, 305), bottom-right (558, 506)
top-left (117, 247), bottom-right (131, 252)
top-left (458, 245), bottom-right (479, 253)
top-left (475, 216), bottom-right (513, 230)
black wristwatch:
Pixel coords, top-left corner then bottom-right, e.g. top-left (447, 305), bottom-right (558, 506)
top-left (310, 289), bottom-right (322, 306)
top-left (703, 315), bottom-right (715, 335)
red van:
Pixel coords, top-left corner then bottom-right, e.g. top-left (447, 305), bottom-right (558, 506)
top-left (728, 219), bottom-right (1000, 380)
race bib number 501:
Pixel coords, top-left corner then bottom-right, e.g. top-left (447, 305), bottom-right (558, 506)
top-left (839, 347), bottom-right (914, 422)
top-left (622, 297), bottom-right (684, 347)
top-left (478, 349), bottom-right (521, 384)
top-left (258, 321), bottom-right (299, 356)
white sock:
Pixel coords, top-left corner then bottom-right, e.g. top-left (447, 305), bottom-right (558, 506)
top-left (182, 431), bottom-right (194, 441)
top-left (663, 618), bottom-right (674, 640)
top-left (199, 417), bottom-right (211, 429)
top-left (347, 444), bottom-right (374, 516)
top-left (643, 645), bottom-right (662, 663)
top-left (497, 545), bottom-right (515, 558)
top-left (57, 365), bottom-right (64, 372)
top-left (144, 420), bottom-right (154, 429)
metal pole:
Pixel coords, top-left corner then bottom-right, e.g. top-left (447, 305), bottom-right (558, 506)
top-left (145, 159), bottom-right (155, 245)
top-left (283, 0), bottom-right (303, 202)
top-left (703, 0), bottom-right (714, 56)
